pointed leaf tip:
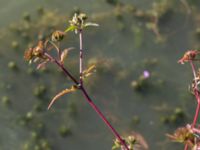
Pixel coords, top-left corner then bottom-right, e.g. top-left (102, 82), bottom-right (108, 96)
top-left (84, 22), bottom-right (99, 28)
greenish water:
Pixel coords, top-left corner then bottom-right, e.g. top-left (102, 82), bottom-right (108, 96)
top-left (0, 0), bottom-right (200, 150)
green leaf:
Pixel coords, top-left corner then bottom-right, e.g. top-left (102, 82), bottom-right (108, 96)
top-left (64, 25), bottom-right (77, 32)
top-left (84, 22), bottom-right (99, 28)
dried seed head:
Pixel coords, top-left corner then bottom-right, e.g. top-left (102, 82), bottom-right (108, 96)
top-left (24, 41), bottom-right (46, 63)
top-left (178, 50), bottom-right (199, 64)
top-left (32, 41), bottom-right (45, 57)
top-left (24, 48), bottom-right (34, 61)
top-left (51, 30), bottom-right (65, 42)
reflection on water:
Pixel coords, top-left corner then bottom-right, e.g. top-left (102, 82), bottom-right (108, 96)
top-left (0, 0), bottom-right (199, 149)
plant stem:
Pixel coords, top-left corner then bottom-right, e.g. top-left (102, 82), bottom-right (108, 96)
top-left (79, 30), bottom-right (83, 85)
top-left (184, 61), bottom-right (200, 150)
top-left (192, 88), bottom-right (200, 128)
top-left (77, 29), bottom-right (129, 149)
top-left (44, 53), bottom-right (79, 85)
top-left (190, 61), bottom-right (197, 90)
top-left (190, 61), bottom-right (200, 127)
top-left (80, 85), bottom-right (129, 150)
top-left (58, 64), bottom-right (129, 149)
top-left (191, 127), bottom-right (200, 134)
top-left (45, 53), bottom-right (130, 150)
top-left (184, 144), bottom-right (188, 150)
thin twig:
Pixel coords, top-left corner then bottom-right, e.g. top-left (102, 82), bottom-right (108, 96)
top-left (44, 52), bottom-right (79, 85)
top-left (79, 30), bottom-right (83, 85)
top-left (184, 61), bottom-right (200, 150)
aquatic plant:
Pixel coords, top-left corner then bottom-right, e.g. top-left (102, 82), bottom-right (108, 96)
top-left (23, 12), bottom-right (147, 150)
top-left (167, 50), bottom-right (200, 150)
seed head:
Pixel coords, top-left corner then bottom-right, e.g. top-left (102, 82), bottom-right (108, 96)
top-left (24, 47), bottom-right (34, 61)
top-left (51, 30), bottom-right (65, 42)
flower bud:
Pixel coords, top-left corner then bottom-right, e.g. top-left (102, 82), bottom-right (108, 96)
top-left (78, 13), bottom-right (87, 21)
top-left (51, 30), bottom-right (65, 42)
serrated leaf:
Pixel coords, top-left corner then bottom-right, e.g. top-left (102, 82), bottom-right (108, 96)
top-left (60, 47), bottom-right (74, 64)
top-left (82, 65), bottom-right (96, 79)
top-left (64, 25), bottom-right (77, 32)
top-left (84, 22), bottom-right (99, 28)
top-left (47, 85), bottom-right (77, 110)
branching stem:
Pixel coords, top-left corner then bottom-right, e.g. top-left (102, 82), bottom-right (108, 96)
top-left (184, 61), bottom-right (200, 150)
top-left (44, 50), bottom-right (130, 150)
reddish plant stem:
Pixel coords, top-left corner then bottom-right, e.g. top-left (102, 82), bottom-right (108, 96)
top-left (184, 61), bottom-right (200, 150)
top-left (191, 127), bottom-right (200, 134)
top-left (45, 53), bottom-right (130, 150)
top-left (77, 29), bottom-right (129, 149)
top-left (190, 61), bottom-right (200, 127)
top-left (184, 144), bottom-right (188, 150)
top-left (45, 53), bottom-right (79, 85)
top-left (192, 91), bottom-right (200, 128)
top-left (80, 85), bottom-right (129, 150)
top-left (185, 101), bottom-right (200, 149)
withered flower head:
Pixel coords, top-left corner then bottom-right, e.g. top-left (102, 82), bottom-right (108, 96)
top-left (167, 127), bottom-right (195, 146)
top-left (24, 41), bottom-right (46, 63)
top-left (51, 30), bottom-right (65, 42)
top-left (32, 41), bottom-right (44, 56)
top-left (178, 50), bottom-right (199, 64)
top-left (24, 47), bottom-right (34, 61)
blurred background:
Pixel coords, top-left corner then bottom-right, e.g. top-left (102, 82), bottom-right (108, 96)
top-left (0, 0), bottom-right (200, 149)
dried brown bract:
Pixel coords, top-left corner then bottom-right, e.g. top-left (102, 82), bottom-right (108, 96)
top-left (51, 30), bottom-right (65, 42)
top-left (24, 47), bottom-right (34, 61)
top-left (178, 50), bottom-right (200, 64)
top-left (167, 127), bottom-right (195, 148)
top-left (24, 41), bottom-right (46, 62)
top-left (33, 41), bottom-right (45, 56)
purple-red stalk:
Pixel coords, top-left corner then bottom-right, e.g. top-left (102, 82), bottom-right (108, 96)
top-left (189, 61), bottom-right (200, 127)
top-left (184, 61), bottom-right (200, 150)
top-left (80, 85), bottom-right (129, 150)
top-left (55, 61), bottom-right (129, 150)
top-left (191, 126), bottom-right (200, 134)
top-left (44, 42), bottom-right (130, 150)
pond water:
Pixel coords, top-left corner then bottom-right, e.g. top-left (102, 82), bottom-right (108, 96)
top-left (0, 0), bottom-right (200, 150)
